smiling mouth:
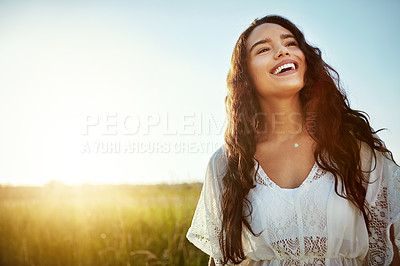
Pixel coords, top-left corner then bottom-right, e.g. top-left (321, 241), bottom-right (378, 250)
top-left (271, 63), bottom-right (298, 75)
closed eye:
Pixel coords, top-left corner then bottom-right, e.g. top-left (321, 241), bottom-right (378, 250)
top-left (286, 41), bottom-right (297, 47)
top-left (256, 47), bottom-right (271, 54)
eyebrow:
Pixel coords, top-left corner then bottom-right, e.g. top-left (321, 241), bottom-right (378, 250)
top-left (249, 33), bottom-right (296, 53)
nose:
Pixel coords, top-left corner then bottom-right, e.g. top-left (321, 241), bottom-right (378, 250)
top-left (274, 45), bottom-right (290, 59)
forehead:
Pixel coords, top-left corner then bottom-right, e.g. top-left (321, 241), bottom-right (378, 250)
top-left (246, 23), bottom-right (294, 51)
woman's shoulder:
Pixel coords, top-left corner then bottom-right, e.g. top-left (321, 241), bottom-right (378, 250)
top-left (209, 144), bottom-right (228, 164)
top-left (359, 139), bottom-right (398, 173)
top-left (359, 139), bottom-right (400, 202)
top-left (206, 144), bottom-right (229, 181)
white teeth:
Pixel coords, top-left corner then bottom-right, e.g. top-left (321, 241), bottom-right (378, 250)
top-left (273, 63), bottom-right (296, 74)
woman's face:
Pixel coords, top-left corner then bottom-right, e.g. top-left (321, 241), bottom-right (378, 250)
top-left (246, 23), bottom-right (306, 100)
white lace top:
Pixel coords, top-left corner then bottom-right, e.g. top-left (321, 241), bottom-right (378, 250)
top-left (186, 143), bottom-right (400, 265)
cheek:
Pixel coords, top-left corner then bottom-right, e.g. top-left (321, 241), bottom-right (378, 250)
top-left (300, 53), bottom-right (306, 70)
top-left (298, 54), bottom-right (307, 76)
top-left (248, 60), bottom-right (268, 82)
top-left (301, 64), bottom-right (307, 86)
top-left (301, 60), bottom-right (307, 75)
top-left (247, 63), bottom-right (260, 84)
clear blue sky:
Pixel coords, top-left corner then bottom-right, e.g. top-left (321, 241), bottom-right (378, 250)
top-left (0, 0), bottom-right (399, 185)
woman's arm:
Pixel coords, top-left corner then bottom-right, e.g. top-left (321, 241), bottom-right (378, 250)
top-left (390, 225), bottom-right (399, 265)
top-left (208, 257), bottom-right (216, 266)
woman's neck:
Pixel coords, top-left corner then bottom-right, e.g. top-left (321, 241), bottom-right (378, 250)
top-left (257, 95), bottom-right (305, 142)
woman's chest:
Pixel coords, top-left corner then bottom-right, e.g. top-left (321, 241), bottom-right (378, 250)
top-left (254, 136), bottom-right (316, 189)
top-left (247, 168), bottom-right (332, 238)
top-left (242, 170), bottom-right (369, 261)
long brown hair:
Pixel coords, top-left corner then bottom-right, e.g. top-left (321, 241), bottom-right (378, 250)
top-left (221, 15), bottom-right (396, 264)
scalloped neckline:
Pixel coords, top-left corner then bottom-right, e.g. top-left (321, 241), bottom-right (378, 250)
top-left (254, 160), bottom-right (319, 190)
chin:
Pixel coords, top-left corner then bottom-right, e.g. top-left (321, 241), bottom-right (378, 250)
top-left (280, 83), bottom-right (304, 94)
top-left (255, 80), bottom-right (305, 99)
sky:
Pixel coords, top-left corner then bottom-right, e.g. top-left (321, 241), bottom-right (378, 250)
top-left (0, 0), bottom-right (399, 186)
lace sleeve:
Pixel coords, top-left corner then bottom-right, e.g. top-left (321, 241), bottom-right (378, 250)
top-left (364, 148), bottom-right (400, 265)
top-left (186, 147), bottom-right (227, 264)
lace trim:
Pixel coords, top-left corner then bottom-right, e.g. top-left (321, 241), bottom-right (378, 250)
top-left (311, 169), bottom-right (327, 182)
top-left (276, 258), bottom-right (325, 266)
top-left (367, 163), bottom-right (400, 265)
top-left (270, 236), bottom-right (328, 260)
top-left (255, 162), bottom-right (327, 189)
top-left (271, 236), bottom-right (327, 258)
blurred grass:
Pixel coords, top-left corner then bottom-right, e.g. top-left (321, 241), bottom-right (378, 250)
top-left (0, 182), bottom-right (208, 266)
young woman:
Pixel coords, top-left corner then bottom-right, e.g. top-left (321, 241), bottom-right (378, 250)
top-left (187, 15), bottom-right (400, 265)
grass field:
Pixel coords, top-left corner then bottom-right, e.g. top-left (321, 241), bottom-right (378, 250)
top-left (0, 183), bottom-right (208, 266)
